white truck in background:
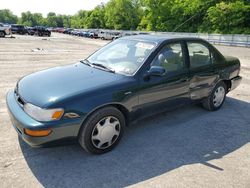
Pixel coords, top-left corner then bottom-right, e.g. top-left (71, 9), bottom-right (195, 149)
top-left (98, 31), bottom-right (119, 40)
top-left (0, 23), bottom-right (11, 37)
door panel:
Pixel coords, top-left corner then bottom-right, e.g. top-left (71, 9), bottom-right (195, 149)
top-left (189, 66), bottom-right (219, 100)
top-left (137, 42), bottom-right (190, 116)
top-left (138, 71), bottom-right (190, 114)
top-left (187, 41), bottom-right (220, 100)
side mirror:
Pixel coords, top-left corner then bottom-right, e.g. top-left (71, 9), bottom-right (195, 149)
top-left (147, 66), bottom-right (166, 77)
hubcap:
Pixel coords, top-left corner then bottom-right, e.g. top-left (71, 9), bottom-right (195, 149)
top-left (91, 116), bottom-right (121, 149)
top-left (213, 86), bottom-right (225, 107)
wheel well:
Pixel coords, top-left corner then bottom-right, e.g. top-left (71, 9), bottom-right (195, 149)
top-left (82, 104), bottom-right (130, 127)
top-left (222, 80), bottom-right (232, 92)
top-left (111, 104), bottom-right (130, 125)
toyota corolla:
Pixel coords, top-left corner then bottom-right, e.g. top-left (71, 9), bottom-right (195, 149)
top-left (7, 35), bottom-right (242, 154)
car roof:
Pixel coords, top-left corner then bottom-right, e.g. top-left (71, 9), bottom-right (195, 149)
top-left (121, 34), bottom-right (206, 44)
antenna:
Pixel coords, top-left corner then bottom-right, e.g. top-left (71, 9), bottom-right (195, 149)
top-left (172, 13), bottom-right (199, 32)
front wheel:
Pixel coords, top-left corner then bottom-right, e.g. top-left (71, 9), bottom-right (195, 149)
top-left (78, 106), bottom-right (125, 154)
top-left (202, 81), bottom-right (226, 111)
top-left (0, 31), bottom-right (5, 37)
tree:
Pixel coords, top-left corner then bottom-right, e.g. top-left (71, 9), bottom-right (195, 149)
top-left (62, 15), bottom-right (71, 28)
top-left (70, 10), bottom-right (88, 28)
top-left (201, 1), bottom-right (250, 34)
top-left (46, 12), bottom-right (58, 27)
top-left (0, 9), bottom-right (18, 24)
top-left (85, 5), bottom-right (106, 28)
top-left (105, 0), bottom-right (141, 30)
top-left (19, 11), bottom-right (45, 26)
top-left (1, 1), bottom-right (250, 34)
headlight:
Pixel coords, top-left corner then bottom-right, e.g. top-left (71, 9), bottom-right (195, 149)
top-left (23, 103), bottom-right (64, 122)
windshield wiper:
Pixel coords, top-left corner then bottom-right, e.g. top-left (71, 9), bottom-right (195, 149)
top-left (80, 59), bottom-right (92, 67)
top-left (92, 63), bottom-right (115, 73)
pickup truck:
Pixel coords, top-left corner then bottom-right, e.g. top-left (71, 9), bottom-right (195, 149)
top-left (0, 23), bottom-right (11, 37)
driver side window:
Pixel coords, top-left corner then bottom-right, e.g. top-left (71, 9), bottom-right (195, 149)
top-left (151, 43), bottom-right (184, 73)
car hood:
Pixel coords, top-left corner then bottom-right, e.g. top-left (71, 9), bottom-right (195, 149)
top-left (17, 62), bottom-right (124, 108)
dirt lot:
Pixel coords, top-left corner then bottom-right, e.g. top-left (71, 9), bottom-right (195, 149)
top-left (0, 33), bottom-right (250, 188)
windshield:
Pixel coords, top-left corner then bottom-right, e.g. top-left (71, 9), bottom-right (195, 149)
top-left (87, 39), bottom-right (156, 75)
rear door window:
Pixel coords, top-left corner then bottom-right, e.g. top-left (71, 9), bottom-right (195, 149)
top-left (187, 42), bottom-right (212, 68)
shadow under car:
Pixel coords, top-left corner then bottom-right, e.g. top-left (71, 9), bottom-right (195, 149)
top-left (19, 97), bottom-right (250, 188)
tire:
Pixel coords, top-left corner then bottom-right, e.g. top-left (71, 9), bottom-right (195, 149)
top-left (0, 31), bottom-right (5, 38)
top-left (202, 81), bottom-right (227, 111)
top-left (78, 106), bottom-right (125, 154)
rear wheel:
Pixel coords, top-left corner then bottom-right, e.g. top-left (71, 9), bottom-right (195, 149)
top-left (78, 106), bottom-right (125, 154)
top-left (202, 81), bottom-right (226, 111)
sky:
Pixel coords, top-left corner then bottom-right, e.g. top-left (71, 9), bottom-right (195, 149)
top-left (1, 0), bottom-right (109, 17)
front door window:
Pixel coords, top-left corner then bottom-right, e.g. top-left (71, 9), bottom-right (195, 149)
top-left (151, 43), bottom-right (184, 73)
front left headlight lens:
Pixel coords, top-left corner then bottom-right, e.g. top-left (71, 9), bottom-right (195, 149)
top-left (23, 103), bottom-right (64, 122)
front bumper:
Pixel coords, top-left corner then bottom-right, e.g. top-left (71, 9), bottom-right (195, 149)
top-left (6, 90), bottom-right (82, 147)
top-left (231, 76), bottom-right (242, 91)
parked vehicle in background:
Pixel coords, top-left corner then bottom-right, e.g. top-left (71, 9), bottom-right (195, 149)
top-left (47, 27), bottom-right (53, 32)
top-left (32, 26), bottom-right (51, 37)
top-left (11, 24), bottom-right (28, 35)
top-left (0, 23), bottom-right (11, 37)
top-left (78, 30), bottom-right (90, 37)
top-left (89, 30), bottom-right (99, 39)
top-left (63, 28), bottom-right (73, 34)
top-left (71, 29), bottom-right (81, 36)
top-left (98, 31), bottom-right (120, 40)
top-left (56, 28), bottom-right (66, 33)
top-left (138, 32), bottom-right (150, 35)
top-left (51, 28), bottom-right (59, 32)
top-left (114, 32), bottom-right (138, 39)
top-left (26, 27), bottom-right (35, 35)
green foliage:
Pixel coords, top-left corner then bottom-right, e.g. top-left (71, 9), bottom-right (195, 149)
top-left (71, 10), bottom-right (88, 28)
top-left (105, 0), bottom-right (141, 30)
top-left (85, 5), bottom-right (106, 28)
top-left (0, 0), bottom-right (249, 34)
top-left (19, 11), bottom-right (45, 26)
top-left (201, 1), bottom-right (250, 34)
top-left (0, 9), bottom-right (18, 24)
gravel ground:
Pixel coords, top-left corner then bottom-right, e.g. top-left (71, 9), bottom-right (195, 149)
top-left (0, 33), bottom-right (250, 188)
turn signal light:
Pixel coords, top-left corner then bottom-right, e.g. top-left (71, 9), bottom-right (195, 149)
top-left (24, 128), bottom-right (52, 137)
top-left (52, 110), bottom-right (64, 120)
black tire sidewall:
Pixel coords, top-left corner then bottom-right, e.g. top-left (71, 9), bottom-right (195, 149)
top-left (78, 106), bottom-right (125, 154)
top-left (209, 81), bottom-right (226, 111)
top-left (0, 31), bottom-right (5, 37)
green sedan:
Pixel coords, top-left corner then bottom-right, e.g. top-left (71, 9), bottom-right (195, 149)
top-left (7, 35), bottom-right (242, 154)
